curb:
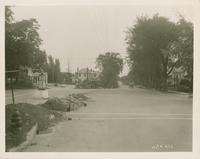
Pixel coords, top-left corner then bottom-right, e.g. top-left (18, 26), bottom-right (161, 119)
top-left (167, 90), bottom-right (192, 95)
top-left (9, 123), bottom-right (38, 152)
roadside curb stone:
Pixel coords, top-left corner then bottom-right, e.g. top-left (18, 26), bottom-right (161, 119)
top-left (9, 123), bottom-right (38, 152)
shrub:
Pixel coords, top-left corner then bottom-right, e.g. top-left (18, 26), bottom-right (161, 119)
top-left (179, 79), bottom-right (190, 86)
top-left (6, 103), bottom-right (52, 151)
top-left (177, 85), bottom-right (191, 93)
top-left (177, 79), bottom-right (192, 92)
top-left (75, 80), bottom-right (103, 89)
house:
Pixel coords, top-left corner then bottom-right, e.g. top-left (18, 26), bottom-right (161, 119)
top-left (73, 68), bottom-right (100, 83)
top-left (19, 66), bottom-right (48, 88)
top-left (168, 66), bottom-right (188, 87)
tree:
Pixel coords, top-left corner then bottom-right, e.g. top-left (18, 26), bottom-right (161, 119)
top-left (169, 17), bottom-right (193, 89)
top-left (47, 56), bottom-right (62, 84)
top-left (5, 6), bottom-right (49, 88)
top-left (126, 14), bottom-right (182, 90)
top-left (5, 6), bottom-right (17, 70)
top-left (54, 58), bottom-right (61, 84)
top-left (33, 50), bottom-right (48, 70)
top-left (47, 55), bottom-right (55, 83)
top-left (5, 6), bottom-right (44, 71)
top-left (5, 6), bottom-right (14, 25)
top-left (120, 75), bottom-right (130, 85)
top-left (5, 7), bottom-right (64, 87)
top-left (96, 52), bottom-right (123, 88)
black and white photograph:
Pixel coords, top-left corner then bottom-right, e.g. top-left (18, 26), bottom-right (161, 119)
top-left (1, 0), bottom-right (199, 157)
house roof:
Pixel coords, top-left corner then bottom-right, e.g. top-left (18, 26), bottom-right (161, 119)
top-left (77, 68), bottom-right (100, 74)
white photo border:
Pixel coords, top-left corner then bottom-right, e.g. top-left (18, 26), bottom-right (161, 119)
top-left (0, 0), bottom-right (199, 159)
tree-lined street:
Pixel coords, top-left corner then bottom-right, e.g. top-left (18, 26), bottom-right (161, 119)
top-left (5, 5), bottom-right (193, 152)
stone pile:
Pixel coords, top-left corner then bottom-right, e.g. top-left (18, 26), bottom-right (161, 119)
top-left (42, 94), bottom-right (88, 112)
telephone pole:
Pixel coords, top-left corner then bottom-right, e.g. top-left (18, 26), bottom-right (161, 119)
top-left (67, 60), bottom-right (71, 73)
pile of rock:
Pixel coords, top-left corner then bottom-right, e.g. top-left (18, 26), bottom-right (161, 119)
top-left (42, 94), bottom-right (88, 112)
top-left (42, 97), bottom-right (69, 112)
top-left (71, 93), bottom-right (89, 101)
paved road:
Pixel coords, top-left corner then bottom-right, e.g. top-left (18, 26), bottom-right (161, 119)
top-left (18, 86), bottom-right (192, 152)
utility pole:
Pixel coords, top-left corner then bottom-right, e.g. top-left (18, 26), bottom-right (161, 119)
top-left (10, 76), bottom-right (14, 104)
top-left (6, 70), bottom-right (19, 104)
top-left (67, 60), bottom-right (71, 73)
top-left (86, 67), bottom-right (89, 81)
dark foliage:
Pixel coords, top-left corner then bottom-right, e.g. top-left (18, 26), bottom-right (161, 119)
top-left (96, 52), bottom-right (123, 88)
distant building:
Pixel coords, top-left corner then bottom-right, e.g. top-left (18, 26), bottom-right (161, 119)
top-left (73, 68), bottom-right (100, 83)
top-left (168, 66), bottom-right (188, 87)
top-left (19, 66), bottom-right (48, 88)
top-left (61, 72), bottom-right (74, 84)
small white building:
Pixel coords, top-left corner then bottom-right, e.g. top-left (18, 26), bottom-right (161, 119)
top-left (19, 66), bottom-right (48, 89)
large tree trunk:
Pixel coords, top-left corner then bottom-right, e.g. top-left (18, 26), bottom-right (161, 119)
top-left (162, 74), bottom-right (168, 91)
top-left (161, 55), bottom-right (169, 91)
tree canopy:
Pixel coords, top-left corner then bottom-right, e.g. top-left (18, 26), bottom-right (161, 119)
top-left (96, 52), bottom-right (123, 88)
top-left (126, 14), bottom-right (193, 90)
top-left (5, 6), bottom-right (62, 84)
top-left (5, 6), bottom-right (46, 70)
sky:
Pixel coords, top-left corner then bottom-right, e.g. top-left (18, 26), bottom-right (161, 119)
top-left (11, 5), bottom-right (193, 75)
